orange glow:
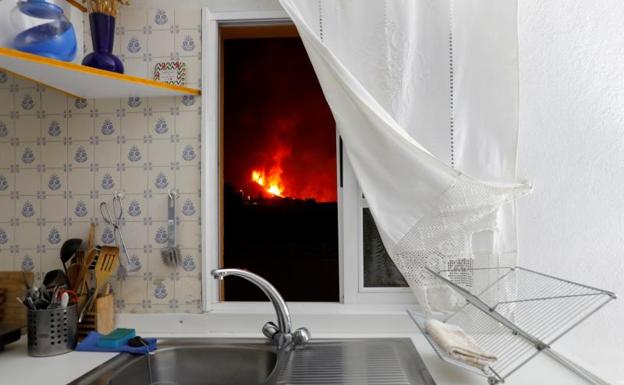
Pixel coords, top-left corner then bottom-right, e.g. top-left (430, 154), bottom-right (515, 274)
top-left (251, 168), bottom-right (284, 197)
top-left (250, 145), bottom-right (291, 198)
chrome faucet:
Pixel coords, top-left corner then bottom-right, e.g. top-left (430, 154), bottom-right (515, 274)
top-left (211, 268), bottom-right (311, 350)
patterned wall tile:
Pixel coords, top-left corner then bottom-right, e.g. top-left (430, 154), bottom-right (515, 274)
top-left (0, 8), bottom-right (202, 313)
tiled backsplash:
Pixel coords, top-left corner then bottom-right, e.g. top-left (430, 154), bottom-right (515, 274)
top-left (0, 8), bottom-right (203, 313)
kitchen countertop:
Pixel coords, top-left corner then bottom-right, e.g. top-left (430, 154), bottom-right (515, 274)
top-left (0, 333), bottom-right (593, 385)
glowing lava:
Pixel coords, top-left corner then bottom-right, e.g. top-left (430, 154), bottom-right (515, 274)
top-left (251, 168), bottom-right (284, 197)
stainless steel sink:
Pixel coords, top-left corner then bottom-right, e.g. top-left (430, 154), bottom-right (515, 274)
top-left (69, 338), bottom-right (436, 385)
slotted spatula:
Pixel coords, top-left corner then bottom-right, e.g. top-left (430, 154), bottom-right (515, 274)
top-left (84, 246), bottom-right (119, 314)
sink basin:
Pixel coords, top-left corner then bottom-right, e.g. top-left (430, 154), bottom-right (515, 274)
top-left (69, 338), bottom-right (436, 385)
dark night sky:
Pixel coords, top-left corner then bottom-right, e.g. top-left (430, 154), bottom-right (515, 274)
top-left (223, 37), bottom-right (337, 202)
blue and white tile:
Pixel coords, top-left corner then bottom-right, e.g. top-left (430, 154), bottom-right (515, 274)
top-left (179, 249), bottom-right (199, 275)
top-left (16, 143), bottom-right (38, 168)
top-left (149, 167), bottom-right (173, 192)
top-left (69, 195), bottom-right (92, 221)
top-left (175, 110), bottom-right (200, 138)
top-left (15, 250), bottom-right (39, 273)
top-left (149, 115), bottom-right (172, 136)
top-left (177, 140), bottom-right (199, 165)
top-left (42, 222), bottom-right (65, 247)
top-left (94, 141), bottom-right (120, 168)
top-left (120, 276), bottom-right (148, 305)
top-left (174, 9), bottom-right (201, 30)
top-left (98, 225), bottom-right (117, 246)
top-left (120, 167), bottom-right (148, 194)
top-left (120, 112), bottom-right (148, 139)
top-left (122, 140), bottom-right (146, 164)
top-left (177, 222), bottom-right (200, 250)
top-left (95, 115), bottom-right (120, 139)
top-left (15, 115), bottom-right (41, 142)
top-left (0, 116), bottom-right (13, 142)
top-left (68, 114), bottom-right (94, 141)
top-left (178, 194), bottom-right (199, 220)
top-left (0, 250), bottom-right (13, 270)
top-left (41, 195), bottom-right (67, 220)
top-left (175, 166), bottom-right (200, 194)
top-left (174, 276), bottom-right (202, 310)
top-left (14, 222), bottom-right (40, 247)
top-left (149, 223), bottom-right (169, 247)
top-left (0, 71), bottom-right (11, 89)
top-left (69, 143), bottom-right (92, 168)
top-left (149, 140), bottom-right (176, 166)
top-left (177, 94), bottom-right (199, 111)
top-left (40, 88), bottom-right (68, 112)
top-left (43, 117), bottom-right (66, 139)
top-left (123, 194), bottom-right (146, 220)
top-left (40, 141), bottom-right (67, 168)
top-left (149, 277), bottom-right (172, 305)
top-left (68, 97), bottom-right (93, 114)
top-left (0, 89), bottom-right (13, 114)
top-left (44, 171), bottom-right (66, 194)
top-left (0, 225), bottom-right (13, 248)
top-left (148, 194), bottom-right (168, 222)
top-left (94, 98), bottom-right (121, 114)
top-left (121, 221), bottom-right (147, 249)
top-left (0, 196), bottom-right (14, 217)
top-left (122, 57), bottom-right (149, 80)
top-left (121, 32), bottom-right (146, 58)
top-left (96, 169), bottom-right (119, 193)
top-left (175, 30), bottom-right (200, 57)
top-left (149, 8), bottom-right (173, 29)
top-left (15, 168), bottom-right (40, 194)
top-left (15, 89), bottom-right (39, 114)
top-left (119, 8), bottom-right (147, 30)
top-left (147, 97), bottom-right (175, 113)
top-left (67, 168), bottom-right (94, 194)
top-left (147, 29), bottom-right (174, 57)
top-left (0, 146), bottom-right (14, 167)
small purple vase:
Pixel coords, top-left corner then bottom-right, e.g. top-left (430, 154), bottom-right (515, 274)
top-left (82, 12), bottom-right (124, 74)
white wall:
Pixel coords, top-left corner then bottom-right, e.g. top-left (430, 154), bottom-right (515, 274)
top-left (517, 1), bottom-right (624, 383)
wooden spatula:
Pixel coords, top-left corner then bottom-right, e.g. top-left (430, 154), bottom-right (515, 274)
top-left (85, 246), bottom-right (119, 313)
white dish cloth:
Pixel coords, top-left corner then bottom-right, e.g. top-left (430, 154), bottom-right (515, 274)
top-left (425, 319), bottom-right (498, 369)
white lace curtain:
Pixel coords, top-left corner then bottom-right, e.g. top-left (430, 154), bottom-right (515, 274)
top-left (279, 0), bottom-right (530, 313)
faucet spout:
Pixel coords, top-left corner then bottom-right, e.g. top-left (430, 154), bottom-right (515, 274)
top-left (211, 268), bottom-right (310, 349)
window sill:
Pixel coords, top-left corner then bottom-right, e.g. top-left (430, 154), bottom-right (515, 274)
top-left (117, 303), bottom-right (422, 336)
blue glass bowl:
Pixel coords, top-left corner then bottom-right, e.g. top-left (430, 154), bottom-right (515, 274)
top-left (13, 21), bottom-right (77, 61)
top-left (12, 0), bottom-right (77, 62)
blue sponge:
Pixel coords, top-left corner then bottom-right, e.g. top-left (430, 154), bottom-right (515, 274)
top-left (97, 328), bottom-right (136, 349)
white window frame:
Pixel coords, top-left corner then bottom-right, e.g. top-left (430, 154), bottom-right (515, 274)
top-left (201, 9), bottom-right (415, 313)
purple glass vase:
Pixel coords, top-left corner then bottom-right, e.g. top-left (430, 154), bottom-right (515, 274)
top-left (82, 12), bottom-right (124, 74)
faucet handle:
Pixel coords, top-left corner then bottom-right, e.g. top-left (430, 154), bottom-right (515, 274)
top-left (262, 321), bottom-right (279, 339)
top-left (292, 327), bottom-right (311, 347)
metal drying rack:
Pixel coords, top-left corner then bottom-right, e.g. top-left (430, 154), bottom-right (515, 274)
top-left (408, 266), bottom-right (616, 385)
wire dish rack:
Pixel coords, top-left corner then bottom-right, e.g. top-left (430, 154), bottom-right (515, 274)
top-left (408, 266), bottom-right (616, 385)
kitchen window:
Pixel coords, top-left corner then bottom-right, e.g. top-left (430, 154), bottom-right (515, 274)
top-left (202, 13), bottom-right (415, 309)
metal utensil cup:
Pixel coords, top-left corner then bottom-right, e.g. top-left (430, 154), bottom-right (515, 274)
top-left (27, 304), bottom-right (77, 357)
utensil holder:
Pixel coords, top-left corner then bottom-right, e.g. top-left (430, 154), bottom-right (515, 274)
top-left (27, 304), bottom-right (77, 357)
top-left (78, 294), bottom-right (115, 338)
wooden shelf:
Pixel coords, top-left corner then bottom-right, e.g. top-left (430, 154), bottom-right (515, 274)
top-left (0, 48), bottom-right (200, 99)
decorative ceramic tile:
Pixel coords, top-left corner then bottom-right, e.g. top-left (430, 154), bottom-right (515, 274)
top-left (0, 8), bottom-right (203, 314)
top-left (149, 8), bottom-right (173, 29)
top-left (40, 141), bottom-right (67, 167)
